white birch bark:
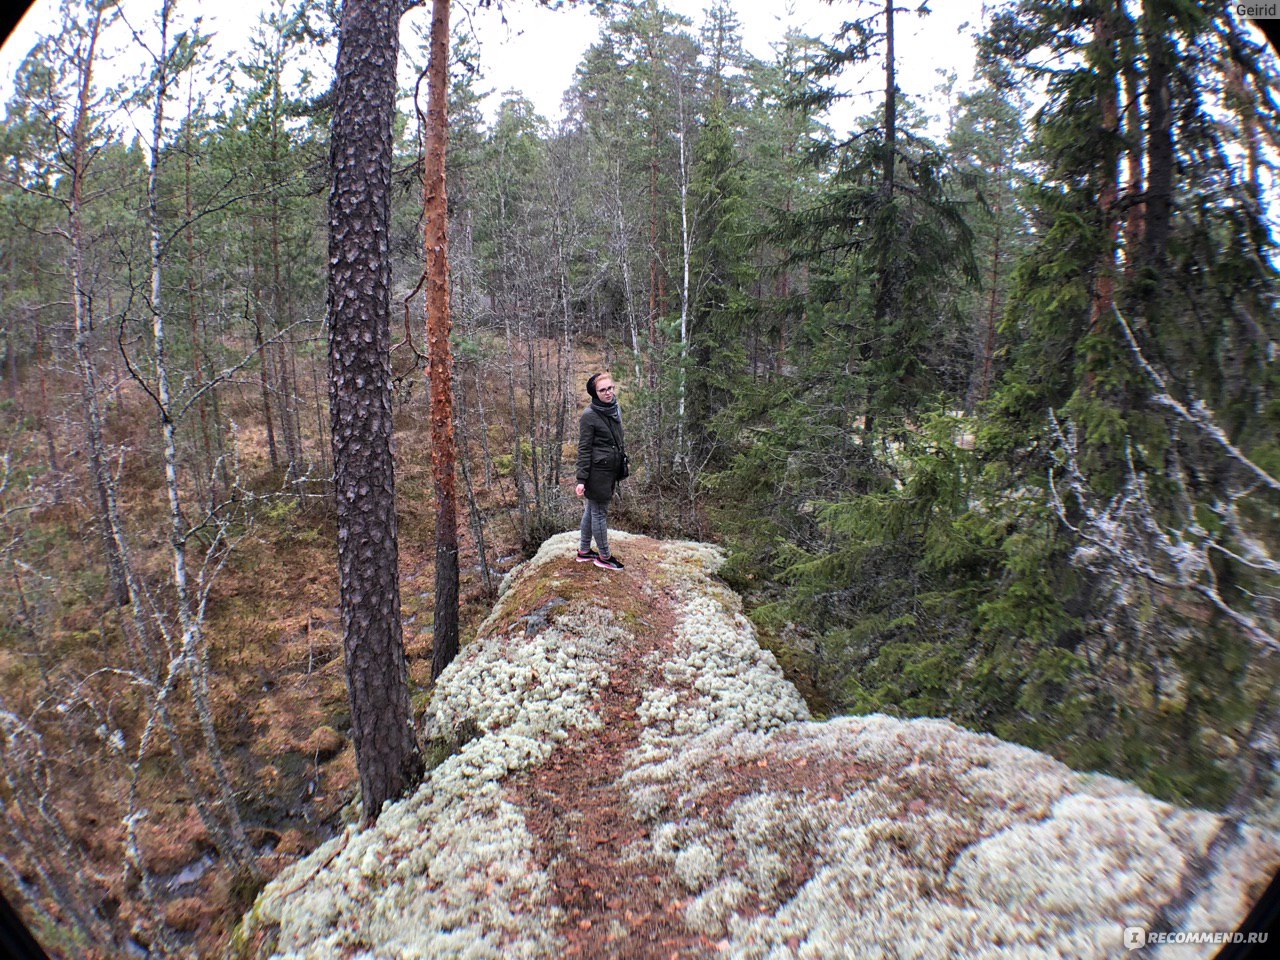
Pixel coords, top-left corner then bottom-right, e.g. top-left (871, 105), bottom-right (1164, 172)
top-left (67, 1), bottom-right (130, 608)
top-left (144, 0), bottom-right (257, 876)
top-left (614, 160), bottom-right (644, 385)
top-left (675, 78), bottom-right (692, 469)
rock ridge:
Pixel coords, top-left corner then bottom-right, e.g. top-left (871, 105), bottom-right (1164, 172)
top-left (237, 531), bottom-right (1280, 959)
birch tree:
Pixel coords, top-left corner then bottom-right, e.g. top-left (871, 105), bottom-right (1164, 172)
top-left (54, 0), bottom-right (132, 608)
top-left (128, 0), bottom-right (258, 874)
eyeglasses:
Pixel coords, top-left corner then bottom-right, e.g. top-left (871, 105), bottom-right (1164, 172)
top-left (598, 385), bottom-right (615, 393)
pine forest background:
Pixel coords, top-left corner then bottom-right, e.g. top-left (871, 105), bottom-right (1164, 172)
top-left (1, 0), bottom-right (1279, 956)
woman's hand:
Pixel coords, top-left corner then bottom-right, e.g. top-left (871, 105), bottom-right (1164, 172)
top-left (576, 483), bottom-right (585, 497)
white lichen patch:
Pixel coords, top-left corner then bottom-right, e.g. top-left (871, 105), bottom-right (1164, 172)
top-left (428, 599), bottom-right (625, 744)
top-left (256, 777), bottom-right (558, 960)
top-left (628, 540), bottom-right (810, 770)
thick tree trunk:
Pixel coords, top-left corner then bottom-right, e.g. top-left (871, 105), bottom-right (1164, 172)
top-left (328, 0), bottom-right (423, 826)
top-left (424, 0), bottom-right (460, 681)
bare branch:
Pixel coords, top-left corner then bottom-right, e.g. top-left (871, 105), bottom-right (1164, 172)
top-left (1115, 306), bottom-right (1280, 494)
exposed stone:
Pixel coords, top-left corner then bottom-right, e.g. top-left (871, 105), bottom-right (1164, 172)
top-left (237, 532), bottom-right (1280, 960)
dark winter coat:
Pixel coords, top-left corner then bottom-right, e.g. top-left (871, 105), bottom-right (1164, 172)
top-left (576, 405), bottom-right (626, 503)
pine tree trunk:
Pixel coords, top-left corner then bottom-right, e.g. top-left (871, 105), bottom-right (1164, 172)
top-left (675, 89), bottom-right (691, 470)
top-left (328, 0), bottom-right (423, 826)
top-left (424, 0), bottom-right (460, 681)
top-left (647, 122), bottom-right (660, 391)
top-left (972, 176), bottom-right (1002, 408)
top-left (1120, 35), bottom-right (1145, 275)
top-left (254, 313), bottom-right (280, 472)
top-left (863, 0), bottom-right (898, 452)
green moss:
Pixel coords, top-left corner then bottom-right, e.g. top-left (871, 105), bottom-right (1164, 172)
top-left (226, 900), bottom-right (280, 960)
top-left (227, 866), bottom-right (269, 918)
top-left (410, 685), bottom-right (435, 715)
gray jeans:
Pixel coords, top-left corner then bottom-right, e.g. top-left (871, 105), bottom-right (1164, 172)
top-left (579, 498), bottom-right (610, 557)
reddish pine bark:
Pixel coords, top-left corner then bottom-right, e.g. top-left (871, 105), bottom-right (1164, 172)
top-left (424, 0), bottom-right (460, 681)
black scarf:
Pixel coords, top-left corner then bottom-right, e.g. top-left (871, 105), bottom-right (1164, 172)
top-left (591, 398), bottom-right (622, 423)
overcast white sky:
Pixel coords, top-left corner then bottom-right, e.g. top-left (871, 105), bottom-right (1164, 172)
top-left (0, 0), bottom-right (983, 135)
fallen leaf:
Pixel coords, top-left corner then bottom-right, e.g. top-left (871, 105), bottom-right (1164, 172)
top-left (578, 919), bottom-right (592, 930)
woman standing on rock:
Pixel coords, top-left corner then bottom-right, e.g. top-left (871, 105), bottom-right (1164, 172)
top-left (575, 372), bottom-right (628, 570)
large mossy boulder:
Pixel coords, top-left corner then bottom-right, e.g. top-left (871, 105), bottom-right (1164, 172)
top-left (236, 532), bottom-right (1279, 959)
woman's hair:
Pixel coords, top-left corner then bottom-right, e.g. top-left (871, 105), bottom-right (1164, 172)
top-left (586, 372), bottom-right (612, 400)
